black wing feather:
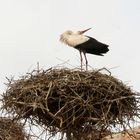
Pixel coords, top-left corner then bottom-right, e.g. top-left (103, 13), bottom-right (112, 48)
top-left (75, 36), bottom-right (109, 56)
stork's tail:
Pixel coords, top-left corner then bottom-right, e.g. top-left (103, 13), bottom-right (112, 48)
top-left (87, 44), bottom-right (109, 56)
top-left (101, 44), bottom-right (109, 53)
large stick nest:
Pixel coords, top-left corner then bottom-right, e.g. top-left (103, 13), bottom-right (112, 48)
top-left (0, 117), bottom-right (29, 140)
top-left (1, 68), bottom-right (139, 139)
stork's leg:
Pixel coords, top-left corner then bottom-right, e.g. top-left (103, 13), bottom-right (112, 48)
top-left (83, 52), bottom-right (88, 70)
top-left (79, 50), bottom-right (83, 70)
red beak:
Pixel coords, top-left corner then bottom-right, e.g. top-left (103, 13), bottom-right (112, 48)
top-left (79, 28), bottom-right (92, 34)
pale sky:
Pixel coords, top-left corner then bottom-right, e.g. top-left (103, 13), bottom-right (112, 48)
top-left (0, 0), bottom-right (140, 94)
top-left (0, 0), bottom-right (140, 139)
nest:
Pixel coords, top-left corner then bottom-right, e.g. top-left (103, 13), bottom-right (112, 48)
top-left (1, 68), bottom-right (139, 140)
top-left (0, 117), bottom-right (29, 140)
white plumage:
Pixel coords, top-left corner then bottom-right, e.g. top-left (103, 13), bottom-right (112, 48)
top-left (60, 28), bottom-right (109, 70)
top-left (60, 31), bottom-right (89, 47)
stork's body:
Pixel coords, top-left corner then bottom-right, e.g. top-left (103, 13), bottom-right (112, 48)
top-left (60, 28), bottom-right (109, 70)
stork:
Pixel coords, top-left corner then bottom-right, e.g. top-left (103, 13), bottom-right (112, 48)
top-left (60, 28), bottom-right (109, 70)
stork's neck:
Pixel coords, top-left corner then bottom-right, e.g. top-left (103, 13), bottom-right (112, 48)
top-left (60, 34), bottom-right (89, 47)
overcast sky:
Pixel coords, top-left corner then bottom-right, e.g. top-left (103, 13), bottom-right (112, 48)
top-left (0, 0), bottom-right (140, 94)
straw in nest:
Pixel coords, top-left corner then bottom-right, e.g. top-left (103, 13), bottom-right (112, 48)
top-left (1, 68), bottom-right (139, 139)
top-left (0, 117), bottom-right (29, 140)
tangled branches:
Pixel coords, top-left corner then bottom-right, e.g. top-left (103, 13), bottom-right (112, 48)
top-left (0, 117), bottom-right (29, 140)
top-left (1, 68), bottom-right (139, 139)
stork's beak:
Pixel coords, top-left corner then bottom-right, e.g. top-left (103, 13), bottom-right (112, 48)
top-left (79, 28), bottom-right (92, 34)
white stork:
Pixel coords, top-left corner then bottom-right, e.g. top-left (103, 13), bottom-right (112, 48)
top-left (60, 28), bottom-right (109, 70)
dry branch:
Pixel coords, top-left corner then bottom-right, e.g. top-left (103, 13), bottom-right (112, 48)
top-left (0, 117), bottom-right (29, 140)
top-left (1, 68), bottom-right (139, 140)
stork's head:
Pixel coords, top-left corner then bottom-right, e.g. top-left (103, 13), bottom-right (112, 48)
top-left (60, 28), bottom-right (91, 47)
